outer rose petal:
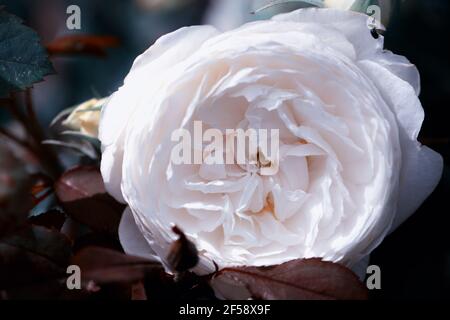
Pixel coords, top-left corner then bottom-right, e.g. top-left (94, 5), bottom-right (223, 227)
top-left (272, 8), bottom-right (383, 59)
top-left (351, 255), bottom-right (370, 281)
top-left (391, 145), bottom-right (443, 230)
top-left (100, 25), bottom-right (219, 147)
top-left (272, 8), bottom-right (420, 93)
top-left (373, 51), bottom-right (421, 95)
top-left (119, 207), bottom-right (160, 261)
top-left (358, 61), bottom-right (443, 231)
top-left (99, 26), bottom-right (219, 203)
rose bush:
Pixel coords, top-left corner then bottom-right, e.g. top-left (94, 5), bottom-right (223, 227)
top-left (99, 8), bottom-right (443, 276)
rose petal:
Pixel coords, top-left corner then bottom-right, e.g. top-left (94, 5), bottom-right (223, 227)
top-left (359, 61), bottom-right (443, 231)
top-left (119, 207), bottom-right (160, 261)
top-left (391, 145), bottom-right (443, 231)
top-left (272, 8), bottom-right (383, 59)
top-left (100, 26), bottom-right (219, 202)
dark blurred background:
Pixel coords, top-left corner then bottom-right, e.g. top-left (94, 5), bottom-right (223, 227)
top-left (0, 0), bottom-right (449, 299)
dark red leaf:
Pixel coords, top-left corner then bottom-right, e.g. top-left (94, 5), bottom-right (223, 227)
top-left (55, 166), bottom-right (125, 234)
top-left (213, 258), bottom-right (368, 300)
top-left (131, 282), bottom-right (147, 300)
top-left (0, 225), bottom-right (71, 290)
top-left (72, 232), bottom-right (122, 254)
top-left (2, 279), bottom-right (70, 300)
top-left (0, 141), bottom-right (35, 237)
top-left (46, 35), bottom-right (119, 57)
top-left (29, 209), bottom-right (66, 230)
top-left (166, 226), bottom-right (199, 272)
top-left (71, 246), bottom-right (163, 287)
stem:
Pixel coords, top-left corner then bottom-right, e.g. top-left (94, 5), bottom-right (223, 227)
top-left (24, 90), bottom-right (63, 178)
top-left (0, 127), bottom-right (35, 151)
top-left (25, 90), bottom-right (43, 137)
top-left (4, 96), bottom-right (28, 126)
top-left (2, 92), bottom-right (63, 179)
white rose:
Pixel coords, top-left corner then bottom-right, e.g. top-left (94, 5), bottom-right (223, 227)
top-left (99, 8), bottom-right (443, 275)
top-left (63, 98), bottom-right (106, 138)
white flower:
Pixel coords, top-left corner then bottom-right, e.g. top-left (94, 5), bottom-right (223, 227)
top-left (99, 8), bottom-right (443, 275)
top-left (63, 98), bottom-right (106, 138)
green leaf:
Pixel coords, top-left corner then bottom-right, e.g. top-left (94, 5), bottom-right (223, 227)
top-left (60, 130), bottom-right (102, 152)
top-left (42, 139), bottom-right (99, 160)
top-left (252, 0), bottom-right (324, 14)
top-left (0, 8), bottom-right (54, 97)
